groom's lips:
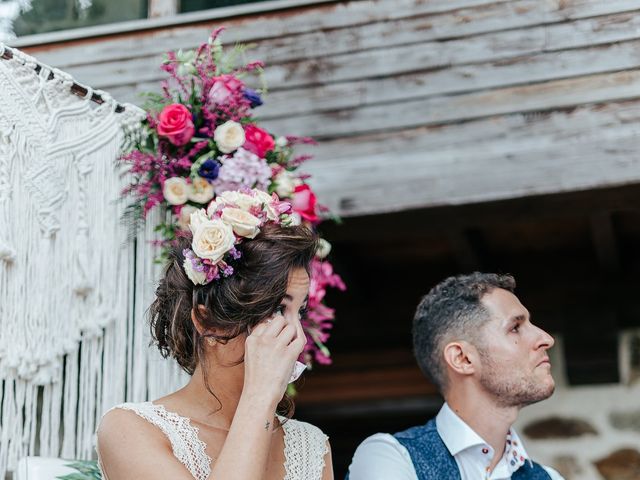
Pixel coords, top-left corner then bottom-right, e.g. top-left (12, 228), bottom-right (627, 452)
top-left (536, 356), bottom-right (550, 367)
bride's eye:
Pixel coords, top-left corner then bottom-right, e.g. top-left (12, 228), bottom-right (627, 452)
top-left (275, 304), bottom-right (286, 316)
top-left (298, 305), bottom-right (308, 319)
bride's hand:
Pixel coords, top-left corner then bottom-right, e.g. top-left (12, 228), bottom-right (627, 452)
top-left (242, 314), bottom-right (305, 405)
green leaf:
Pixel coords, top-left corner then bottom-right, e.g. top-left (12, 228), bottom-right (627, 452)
top-left (57, 474), bottom-right (92, 480)
top-left (57, 460), bottom-right (102, 480)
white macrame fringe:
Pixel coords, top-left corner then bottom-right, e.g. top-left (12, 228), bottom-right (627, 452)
top-left (0, 45), bottom-right (188, 478)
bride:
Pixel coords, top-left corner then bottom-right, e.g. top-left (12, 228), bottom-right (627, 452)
top-left (97, 189), bottom-right (333, 480)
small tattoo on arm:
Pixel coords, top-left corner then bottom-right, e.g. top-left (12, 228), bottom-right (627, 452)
top-left (265, 420), bottom-right (270, 431)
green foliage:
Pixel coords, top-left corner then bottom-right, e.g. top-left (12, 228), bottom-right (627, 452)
top-left (140, 92), bottom-right (168, 114)
top-left (57, 460), bottom-right (102, 480)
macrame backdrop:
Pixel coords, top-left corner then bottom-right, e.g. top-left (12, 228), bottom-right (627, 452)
top-left (0, 45), bottom-right (187, 477)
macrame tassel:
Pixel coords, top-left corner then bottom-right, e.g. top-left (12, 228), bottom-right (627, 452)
top-left (0, 45), bottom-right (189, 478)
top-left (131, 208), bottom-right (189, 403)
top-left (0, 46), bottom-right (148, 477)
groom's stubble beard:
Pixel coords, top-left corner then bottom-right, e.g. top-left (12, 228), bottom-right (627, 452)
top-left (477, 346), bottom-right (555, 409)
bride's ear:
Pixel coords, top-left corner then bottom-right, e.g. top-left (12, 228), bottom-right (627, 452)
top-left (191, 305), bottom-right (211, 336)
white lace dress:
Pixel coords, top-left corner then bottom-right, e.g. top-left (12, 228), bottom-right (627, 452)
top-left (99, 402), bottom-right (329, 480)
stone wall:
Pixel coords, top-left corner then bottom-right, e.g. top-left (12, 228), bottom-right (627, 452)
top-left (514, 335), bottom-right (640, 480)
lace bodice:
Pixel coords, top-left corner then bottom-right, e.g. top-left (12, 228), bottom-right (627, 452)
top-left (101, 402), bottom-right (328, 480)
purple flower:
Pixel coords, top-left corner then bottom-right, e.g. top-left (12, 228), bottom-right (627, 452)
top-left (198, 159), bottom-right (220, 181)
top-left (243, 88), bottom-right (263, 108)
top-left (212, 148), bottom-right (272, 194)
top-left (222, 265), bottom-right (234, 277)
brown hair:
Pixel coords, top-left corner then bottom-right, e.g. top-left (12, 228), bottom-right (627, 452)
top-left (149, 222), bottom-right (318, 412)
top-left (413, 272), bottom-right (516, 393)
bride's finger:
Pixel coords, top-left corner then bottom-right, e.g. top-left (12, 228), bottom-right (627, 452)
top-left (263, 314), bottom-right (286, 337)
top-left (248, 320), bottom-right (269, 337)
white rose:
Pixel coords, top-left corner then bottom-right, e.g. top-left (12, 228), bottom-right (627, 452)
top-left (188, 209), bottom-right (210, 235)
top-left (218, 190), bottom-right (260, 211)
top-left (214, 121), bottom-right (245, 153)
top-left (274, 170), bottom-right (296, 198)
top-left (192, 219), bottom-right (236, 263)
top-left (188, 176), bottom-right (215, 204)
top-left (183, 258), bottom-right (207, 285)
top-left (177, 205), bottom-right (198, 230)
top-left (221, 207), bottom-right (262, 239)
top-left (275, 136), bottom-right (288, 147)
top-left (254, 189), bottom-right (279, 220)
top-left (315, 238), bottom-right (332, 259)
top-left (163, 177), bottom-right (189, 205)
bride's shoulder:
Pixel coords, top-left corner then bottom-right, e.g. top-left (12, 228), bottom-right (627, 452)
top-left (282, 417), bottom-right (330, 454)
top-left (97, 403), bottom-right (173, 471)
top-left (97, 402), bottom-right (168, 447)
top-left (282, 418), bottom-right (332, 478)
top-left (284, 417), bottom-right (327, 438)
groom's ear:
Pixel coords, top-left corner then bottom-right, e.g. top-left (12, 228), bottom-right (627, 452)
top-left (443, 340), bottom-right (477, 377)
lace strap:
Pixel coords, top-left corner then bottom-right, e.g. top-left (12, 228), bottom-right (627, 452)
top-left (111, 402), bottom-right (212, 480)
top-left (282, 418), bottom-right (329, 480)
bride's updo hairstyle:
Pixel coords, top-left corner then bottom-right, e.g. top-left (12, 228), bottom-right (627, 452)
top-left (149, 222), bottom-right (317, 375)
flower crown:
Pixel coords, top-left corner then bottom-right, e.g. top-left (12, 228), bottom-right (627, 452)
top-left (182, 188), bottom-right (299, 285)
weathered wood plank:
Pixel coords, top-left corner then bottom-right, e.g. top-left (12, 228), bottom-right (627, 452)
top-left (260, 38), bottom-right (640, 118)
top-left (305, 100), bottom-right (640, 161)
top-left (53, 10), bottom-right (640, 98)
top-left (26, 0), bottom-right (513, 67)
top-left (257, 12), bottom-right (640, 88)
top-left (296, 366), bottom-right (435, 404)
top-left (261, 70), bottom-right (640, 138)
top-left (303, 120), bottom-right (640, 216)
top-left (27, 0), bottom-right (640, 70)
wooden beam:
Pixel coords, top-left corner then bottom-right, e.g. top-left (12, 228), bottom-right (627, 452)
top-left (319, 184), bottom-right (640, 243)
top-left (295, 349), bottom-right (438, 405)
top-left (302, 120), bottom-right (640, 217)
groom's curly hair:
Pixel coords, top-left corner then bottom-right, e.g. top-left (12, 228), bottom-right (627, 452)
top-left (413, 272), bottom-right (516, 393)
top-left (149, 222), bottom-right (317, 415)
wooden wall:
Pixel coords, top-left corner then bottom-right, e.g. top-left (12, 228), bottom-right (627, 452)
top-left (20, 0), bottom-right (640, 218)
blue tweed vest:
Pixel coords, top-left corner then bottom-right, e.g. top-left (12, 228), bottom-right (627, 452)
top-left (391, 419), bottom-right (551, 480)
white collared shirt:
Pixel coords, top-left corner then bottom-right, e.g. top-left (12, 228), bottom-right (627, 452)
top-left (347, 403), bottom-right (564, 480)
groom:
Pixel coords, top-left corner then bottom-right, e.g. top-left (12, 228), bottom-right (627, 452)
top-left (347, 273), bottom-right (564, 479)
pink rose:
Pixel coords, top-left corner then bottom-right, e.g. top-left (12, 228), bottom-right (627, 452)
top-left (291, 184), bottom-right (319, 223)
top-left (157, 104), bottom-right (195, 146)
top-left (243, 124), bottom-right (275, 158)
top-left (207, 74), bottom-right (243, 105)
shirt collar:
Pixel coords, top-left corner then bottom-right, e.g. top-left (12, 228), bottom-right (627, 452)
top-left (435, 402), bottom-right (532, 467)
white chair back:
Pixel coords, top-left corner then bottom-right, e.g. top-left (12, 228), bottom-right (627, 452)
top-left (15, 457), bottom-right (77, 480)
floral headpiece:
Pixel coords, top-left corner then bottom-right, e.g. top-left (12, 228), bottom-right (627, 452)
top-left (182, 188), bottom-right (298, 285)
top-left (121, 28), bottom-right (346, 365)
